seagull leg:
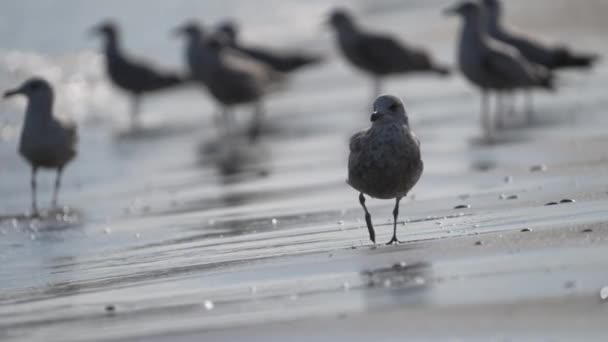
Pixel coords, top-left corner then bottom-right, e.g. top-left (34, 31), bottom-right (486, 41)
top-left (248, 101), bottom-right (264, 142)
top-left (52, 167), bottom-right (63, 209)
top-left (30, 166), bottom-right (39, 217)
top-left (480, 90), bottom-right (490, 136)
top-left (386, 197), bottom-right (403, 245)
top-left (130, 95), bottom-right (141, 130)
top-left (496, 91), bottom-right (505, 129)
top-left (524, 91), bottom-right (534, 123)
top-left (359, 193), bottom-right (375, 244)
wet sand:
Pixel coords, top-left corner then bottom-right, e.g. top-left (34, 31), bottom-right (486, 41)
top-left (1, 0), bottom-right (608, 341)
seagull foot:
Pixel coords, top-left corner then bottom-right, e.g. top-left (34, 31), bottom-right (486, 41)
top-left (386, 236), bottom-right (402, 245)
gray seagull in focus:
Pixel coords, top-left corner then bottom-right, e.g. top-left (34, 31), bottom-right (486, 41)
top-left (445, 2), bottom-right (553, 134)
top-left (175, 21), bottom-right (281, 139)
top-left (4, 78), bottom-right (78, 216)
top-left (328, 9), bottom-right (450, 98)
top-left (91, 21), bottom-right (185, 129)
top-left (348, 95), bottom-right (423, 245)
top-left (215, 21), bottom-right (324, 74)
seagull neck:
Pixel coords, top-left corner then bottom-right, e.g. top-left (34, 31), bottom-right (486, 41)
top-left (104, 35), bottom-right (122, 57)
top-left (24, 95), bottom-right (54, 127)
top-left (461, 15), bottom-right (487, 48)
top-left (486, 12), bottom-right (503, 37)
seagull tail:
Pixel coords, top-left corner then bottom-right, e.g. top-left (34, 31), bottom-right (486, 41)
top-left (554, 48), bottom-right (600, 69)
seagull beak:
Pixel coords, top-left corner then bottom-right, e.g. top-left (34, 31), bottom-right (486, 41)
top-left (442, 5), bottom-right (460, 16)
top-left (370, 111), bottom-right (383, 122)
top-left (3, 87), bottom-right (22, 99)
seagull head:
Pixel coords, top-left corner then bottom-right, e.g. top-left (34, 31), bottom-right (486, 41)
top-left (443, 2), bottom-right (481, 19)
top-left (481, 0), bottom-right (501, 19)
top-left (91, 20), bottom-right (119, 40)
top-left (327, 9), bottom-right (355, 31)
top-left (4, 77), bottom-right (54, 105)
top-left (371, 95), bottom-right (409, 126)
top-left (174, 21), bottom-right (205, 40)
top-left (216, 20), bottom-right (239, 45)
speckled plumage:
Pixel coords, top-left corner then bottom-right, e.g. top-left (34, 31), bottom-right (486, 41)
top-left (347, 95), bottom-right (423, 245)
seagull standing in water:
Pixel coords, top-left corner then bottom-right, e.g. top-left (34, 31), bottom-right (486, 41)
top-left (482, 0), bottom-right (599, 117)
top-left (328, 9), bottom-right (450, 98)
top-left (215, 21), bottom-right (323, 74)
top-left (91, 21), bottom-right (184, 129)
top-left (445, 2), bottom-right (553, 135)
top-left (348, 95), bottom-right (423, 245)
top-left (4, 78), bottom-right (78, 216)
top-left (175, 21), bottom-right (280, 139)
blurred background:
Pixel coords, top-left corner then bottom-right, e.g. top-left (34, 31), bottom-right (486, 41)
top-left (1, 0), bottom-right (607, 340)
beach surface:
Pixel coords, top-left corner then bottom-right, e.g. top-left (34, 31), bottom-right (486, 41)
top-left (1, 0), bottom-right (608, 341)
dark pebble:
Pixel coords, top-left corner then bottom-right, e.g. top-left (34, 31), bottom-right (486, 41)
top-left (560, 199), bottom-right (576, 204)
top-left (475, 241), bottom-right (483, 246)
top-left (582, 229), bottom-right (593, 233)
top-left (454, 204), bottom-right (471, 210)
top-left (545, 202), bottom-right (559, 206)
top-left (507, 195), bottom-right (519, 200)
top-left (105, 305), bottom-right (115, 313)
top-left (530, 165), bottom-right (547, 172)
top-left (521, 228), bottom-right (532, 232)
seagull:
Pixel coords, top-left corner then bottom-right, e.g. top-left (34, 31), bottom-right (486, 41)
top-left (348, 95), bottom-right (423, 245)
top-left (215, 21), bottom-right (323, 74)
top-left (91, 21), bottom-right (185, 129)
top-left (328, 9), bottom-right (450, 98)
top-left (174, 21), bottom-right (280, 139)
top-left (482, 0), bottom-right (599, 117)
top-left (444, 2), bottom-right (553, 134)
top-left (482, 0), bottom-right (599, 71)
top-left (4, 78), bottom-right (78, 216)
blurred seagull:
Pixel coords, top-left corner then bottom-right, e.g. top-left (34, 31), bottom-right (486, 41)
top-left (4, 78), bottom-right (78, 216)
top-left (483, 0), bottom-right (599, 71)
top-left (91, 21), bottom-right (185, 129)
top-left (215, 21), bottom-right (323, 74)
top-left (328, 9), bottom-right (450, 98)
top-left (348, 95), bottom-right (423, 245)
top-left (445, 2), bottom-right (552, 134)
top-left (482, 0), bottom-right (599, 118)
top-left (175, 21), bottom-right (280, 139)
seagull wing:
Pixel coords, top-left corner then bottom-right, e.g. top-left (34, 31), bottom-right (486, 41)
top-left (349, 130), bottom-right (367, 153)
top-left (355, 33), bottom-right (417, 72)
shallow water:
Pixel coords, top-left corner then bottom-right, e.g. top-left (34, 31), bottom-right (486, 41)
top-left (1, 0), bottom-right (608, 341)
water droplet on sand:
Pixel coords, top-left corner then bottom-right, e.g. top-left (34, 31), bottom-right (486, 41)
top-left (413, 277), bottom-right (426, 285)
top-left (600, 287), bottom-right (608, 300)
top-left (135, 233), bottom-right (141, 239)
top-left (203, 300), bottom-right (214, 310)
top-left (383, 279), bottom-right (392, 288)
top-left (29, 234), bottom-right (37, 241)
top-left (499, 194), bottom-right (507, 200)
top-left (271, 218), bottom-right (278, 226)
top-left (342, 282), bottom-right (351, 291)
top-left (104, 227), bottom-right (112, 235)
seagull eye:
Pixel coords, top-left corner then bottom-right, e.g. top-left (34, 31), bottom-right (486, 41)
top-left (389, 103), bottom-right (399, 111)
